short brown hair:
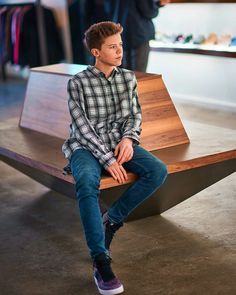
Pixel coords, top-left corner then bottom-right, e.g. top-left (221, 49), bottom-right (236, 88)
top-left (84, 21), bottom-right (123, 52)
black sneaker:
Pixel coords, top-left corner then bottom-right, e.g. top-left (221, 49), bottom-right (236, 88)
top-left (93, 253), bottom-right (124, 295)
top-left (102, 212), bottom-right (123, 252)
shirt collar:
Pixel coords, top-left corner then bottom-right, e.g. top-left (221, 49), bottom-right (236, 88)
top-left (87, 65), bottom-right (120, 79)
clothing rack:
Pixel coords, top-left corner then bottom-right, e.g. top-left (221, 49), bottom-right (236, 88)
top-left (0, 0), bottom-right (48, 80)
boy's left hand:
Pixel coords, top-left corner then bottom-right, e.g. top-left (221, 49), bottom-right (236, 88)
top-left (114, 138), bottom-right (133, 165)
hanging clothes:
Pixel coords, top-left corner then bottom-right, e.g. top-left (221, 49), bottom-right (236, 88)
top-left (68, 0), bottom-right (87, 64)
top-left (0, 4), bottom-right (64, 68)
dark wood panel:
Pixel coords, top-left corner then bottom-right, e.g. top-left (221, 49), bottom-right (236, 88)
top-left (1, 149), bottom-right (235, 220)
top-left (127, 158), bottom-right (236, 220)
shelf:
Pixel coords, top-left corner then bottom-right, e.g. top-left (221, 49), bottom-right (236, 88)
top-left (150, 41), bottom-right (236, 58)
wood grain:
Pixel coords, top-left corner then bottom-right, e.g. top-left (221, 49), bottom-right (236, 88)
top-left (20, 66), bottom-right (189, 151)
top-left (0, 63), bottom-right (235, 206)
top-left (1, 62), bottom-right (236, 217)
top-left (0, 118), bottom-right (235, 190)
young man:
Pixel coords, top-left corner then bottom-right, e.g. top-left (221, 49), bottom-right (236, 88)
top-left (62, 21), bottom-right (167, 295)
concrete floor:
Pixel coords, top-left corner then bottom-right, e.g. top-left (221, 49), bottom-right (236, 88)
top-left (0, 78), bottom-right (236, 295)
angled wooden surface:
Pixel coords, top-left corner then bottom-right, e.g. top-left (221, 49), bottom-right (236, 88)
top-left (31, 63), bottom-right (159, 79)
top-left (1, 118), bottom-right (235, 218)
top-left (1, 63), bottom-right (235, 219)
top-left (1, 118), bottom-right (235, 190)
top-left (20, 64), bottom-right (189, 151)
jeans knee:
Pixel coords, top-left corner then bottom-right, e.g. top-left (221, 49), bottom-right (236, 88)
top-left (74, 170), bottom-right (100, 199)
top-left (149, 160), bottom-right (168, 187)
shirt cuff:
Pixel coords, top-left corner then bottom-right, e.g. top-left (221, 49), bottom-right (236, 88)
top-left (97, 150), bottom-right (116, 169)
top-left (122, 132), bottom-right (140, 145)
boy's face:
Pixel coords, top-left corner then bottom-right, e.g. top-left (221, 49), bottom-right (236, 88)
top-left (92, 33), bottom-right (123, 67)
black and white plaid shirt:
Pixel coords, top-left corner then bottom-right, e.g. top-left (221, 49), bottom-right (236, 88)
top-left (62, 65), bottom-right (142, 169)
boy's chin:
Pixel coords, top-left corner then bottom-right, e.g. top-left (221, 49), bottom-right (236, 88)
top-left (108, 59), bottom-right (122, 67)
top-left (115, 60), bottom-right (122, 66)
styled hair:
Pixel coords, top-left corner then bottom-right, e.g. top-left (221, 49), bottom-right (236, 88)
top-left (84, 21), bottom-right (123, 52)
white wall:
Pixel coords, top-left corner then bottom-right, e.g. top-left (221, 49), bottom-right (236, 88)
top-left (149, 3), bottom-right (236, 110)
top-left (147, 52), bottom-right (236, 109)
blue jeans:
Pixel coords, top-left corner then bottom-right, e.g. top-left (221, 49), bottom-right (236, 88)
top-left (70, 145), bottom-right (167, 258)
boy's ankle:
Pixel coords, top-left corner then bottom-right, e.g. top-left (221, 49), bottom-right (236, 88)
top-left (93, 252), bottom-right (115, 282)
top-left (102, 211), bottom-right (123, 251)
top-left (93, 252), bottom-right (124, 294)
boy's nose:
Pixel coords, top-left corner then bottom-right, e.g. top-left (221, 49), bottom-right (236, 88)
top-left (117, 47), bottom-right (122, 54)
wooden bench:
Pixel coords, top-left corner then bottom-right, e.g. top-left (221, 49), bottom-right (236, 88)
top-left (0, 63), bottom-right (235, 221)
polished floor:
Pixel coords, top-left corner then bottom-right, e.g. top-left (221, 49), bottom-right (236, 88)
top-left (0, 78), bottom-right (236, 295)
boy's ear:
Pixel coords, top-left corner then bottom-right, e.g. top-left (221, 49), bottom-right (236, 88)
top-left (91, 48), bottom-right (100, 58)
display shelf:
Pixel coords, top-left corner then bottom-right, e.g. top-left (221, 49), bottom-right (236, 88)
top-left (153, 0), bottom-right (236, 57)
top-left (150, 41), bottom-right (236, 57)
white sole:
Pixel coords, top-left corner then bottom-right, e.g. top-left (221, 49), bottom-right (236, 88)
top-left (94, 276), bottom-right (124, 295)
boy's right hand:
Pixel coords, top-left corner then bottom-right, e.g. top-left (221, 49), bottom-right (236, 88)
top-left (106, 161), bottom-right (128, 184)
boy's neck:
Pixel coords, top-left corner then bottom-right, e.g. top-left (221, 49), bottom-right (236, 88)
top-left (94, 61), bottom-right (116, 78)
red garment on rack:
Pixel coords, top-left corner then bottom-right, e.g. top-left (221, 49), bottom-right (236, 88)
top-left (14, 6), bottom-right (31, 64)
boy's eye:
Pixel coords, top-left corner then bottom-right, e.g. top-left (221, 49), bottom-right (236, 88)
top-left (109, 44), bottom-right (123, 49)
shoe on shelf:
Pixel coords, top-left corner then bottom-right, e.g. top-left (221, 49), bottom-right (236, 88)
top-left (184, 34), bottom-right (193, 43)
top-left (217, 34), bottom-right (232, 46)
top-left (193, 35), bottom-right (205, 45)
top-left (93, 252), bottom-right (124, 295)
top-left (230, 36), bottom-right (236, 46)
top-left (102, 211), bottom-right (123, 252)
top-left (202, 33), bottom-right (218, 45)
top-left (175, 34), bottom-right (185, 43)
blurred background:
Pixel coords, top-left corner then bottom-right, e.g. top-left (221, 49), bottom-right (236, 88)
top-left (1, 0), bottom-right (236, 112)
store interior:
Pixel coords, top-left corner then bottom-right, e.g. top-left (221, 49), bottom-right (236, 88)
top-left (149, 1), bottom-right (236, 110)
top-left (0, 1), bottom-right (236, 295)
top-left (1, 0), bottom-right (236, 109)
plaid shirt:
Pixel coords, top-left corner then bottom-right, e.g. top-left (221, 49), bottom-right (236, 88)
top-left (62, 65), bottom-right (142, 169)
